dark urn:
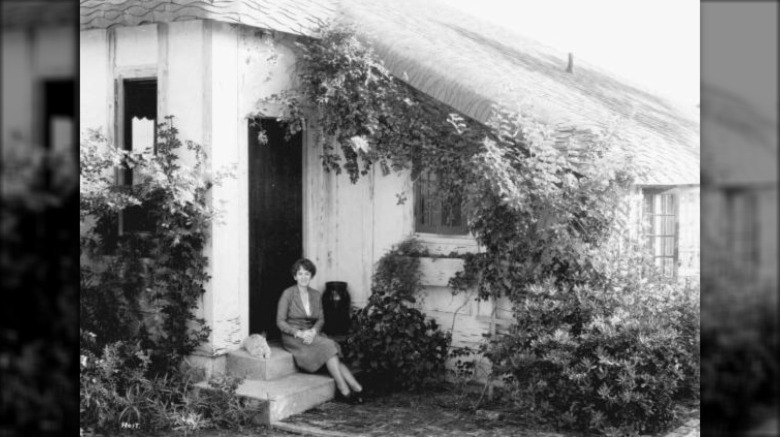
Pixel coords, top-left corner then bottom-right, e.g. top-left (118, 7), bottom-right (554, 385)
top-left (322, 281), bottom-right (351, 336)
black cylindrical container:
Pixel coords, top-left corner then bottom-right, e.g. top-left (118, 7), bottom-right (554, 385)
top-left (322, 281), bottom-right (351, 336)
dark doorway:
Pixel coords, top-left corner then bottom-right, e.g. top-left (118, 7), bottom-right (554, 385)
top-left (248, 119), bottom-right (303, 339)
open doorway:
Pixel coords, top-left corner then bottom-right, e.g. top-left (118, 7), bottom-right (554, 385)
top-left (248, 118), bottom-right (303, 339)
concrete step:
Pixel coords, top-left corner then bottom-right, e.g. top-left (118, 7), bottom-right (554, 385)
top-left (195, 372), bottom-right (335, 424)
top-left (226, 345), bottom-right (297, 381)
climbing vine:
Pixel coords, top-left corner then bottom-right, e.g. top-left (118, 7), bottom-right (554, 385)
top-left (80, 117), bottom-right (235, 374)
top-left (255, 22), bottom-right (487, 208)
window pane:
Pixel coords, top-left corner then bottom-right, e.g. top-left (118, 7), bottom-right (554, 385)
top-left (131, 116), bottom-right (155, 154)
top-left (414, 169), bottom-right (468, 234)
top-left (664, 259), bottom-right (674, 277)
top-left (643, 189), bottom-right (679, 278)
top-left (665, 236), bottom-right (675, 256)
top-left (666, 216), bottom-right (676, 236)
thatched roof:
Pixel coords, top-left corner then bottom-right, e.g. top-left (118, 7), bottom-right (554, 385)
top-left (79, 0), bottom-right (700, 185)
top-left (3, 1), bottom-right (76, 29)
top-left (701, 83), bottom-right (777, 187)
top-left (79, 0), bottom-right (333, 36)
top-left (334, 0), bottom-right (699, 186)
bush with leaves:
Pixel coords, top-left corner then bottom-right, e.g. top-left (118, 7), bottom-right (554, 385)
top-left (79, 329), bottom-right (253, 435)
top-left (343, 239), bottom-right (450, 391)
top-left (80, 117), bottom-right (234, 373)
top-left (486, 275), bottom-right (699, 436)
top-left (79, 331), bottom-right (154, 432)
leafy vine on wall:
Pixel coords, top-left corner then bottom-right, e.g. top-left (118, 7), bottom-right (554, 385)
top-left (258, 22), bottom-right (638, 300)
top-left (80, 117), bottom-right (235, 374)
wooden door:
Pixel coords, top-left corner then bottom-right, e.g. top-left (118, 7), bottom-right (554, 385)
top-left (248, 119), bottom-right (303, 339)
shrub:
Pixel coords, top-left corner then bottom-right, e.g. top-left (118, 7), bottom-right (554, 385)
top-left (80, 118), bottom-right (233, 373)
top-left (199, 373), bottom-right (254, 428)
top-left (80, 331), bottom-right (252, 434)
top-left (370, 238), bottom-right (428, 298)
top-left (79, 332), bottom-right (155, 433)
top-left (343, 239), bottom-right (451, 391)
top-left (487, 278), bottom-right (700, 436)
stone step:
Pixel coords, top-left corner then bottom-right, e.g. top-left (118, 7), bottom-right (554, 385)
top-left (226, 345), bottom-right (297, 381)
top-left (195, 372), bottom-right (335, 424)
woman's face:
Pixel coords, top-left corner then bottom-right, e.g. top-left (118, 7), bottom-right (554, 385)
top-left (294, 267), bottom-right (312, 288)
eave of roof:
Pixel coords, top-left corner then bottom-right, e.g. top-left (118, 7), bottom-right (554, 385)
top-left (79, 0), bottom-right (335, 37)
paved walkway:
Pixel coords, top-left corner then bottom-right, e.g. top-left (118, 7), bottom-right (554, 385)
top-left (273, 397), bottom-right (701, 437)
top-left (274, 419), bottom-right (702, 437)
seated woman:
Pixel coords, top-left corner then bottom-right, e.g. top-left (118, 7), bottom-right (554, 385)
top-left (277, 258), bottom-right (364, 404)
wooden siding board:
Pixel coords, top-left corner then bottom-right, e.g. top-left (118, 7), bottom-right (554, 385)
top-left (419, 257), bottom-right (464, 287)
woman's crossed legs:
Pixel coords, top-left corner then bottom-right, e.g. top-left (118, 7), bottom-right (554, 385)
top-left (325, 356), bottom-right (363, 397)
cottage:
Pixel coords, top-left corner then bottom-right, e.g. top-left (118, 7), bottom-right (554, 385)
top-left (80, 0), bottom-right (700, 421)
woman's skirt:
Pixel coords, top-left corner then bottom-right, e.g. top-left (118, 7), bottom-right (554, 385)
top-left (281, 332), bottom-right (341, 373)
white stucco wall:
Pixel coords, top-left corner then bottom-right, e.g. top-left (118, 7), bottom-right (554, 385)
top-left (115, 25), bottom-right (157, 67)
top-left (208, 21), bottom-right (244, 354)
top-left (676, 185), bottom-right (701, 279)
top-left (79, 29), bottom-right (109, 139)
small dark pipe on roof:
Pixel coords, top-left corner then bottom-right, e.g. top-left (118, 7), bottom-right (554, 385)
top-left (566, 52), bottom-right (574, 73)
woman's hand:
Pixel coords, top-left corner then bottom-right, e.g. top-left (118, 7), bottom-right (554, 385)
top-left (302, 329), bottom-right (316, 345)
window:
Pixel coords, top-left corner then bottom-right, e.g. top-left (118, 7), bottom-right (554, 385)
top-left (642, 189), bottom-right (678, 277)
top-left (725, 188), bottom-right (759, 271)
top-left (119, 79), bottom-right (157, 234)
top-left (414, 169), bottom-right (468, 235)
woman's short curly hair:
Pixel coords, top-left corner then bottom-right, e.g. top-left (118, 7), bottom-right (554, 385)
top-left (290, 258), bottom-right (317, 277)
